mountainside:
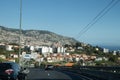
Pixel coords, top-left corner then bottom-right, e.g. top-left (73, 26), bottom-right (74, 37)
top-left (0, 26), bottom-right (78, 46)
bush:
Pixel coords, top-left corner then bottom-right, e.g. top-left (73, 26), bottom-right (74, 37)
top-left (0, 58), bottom-right (6, 62)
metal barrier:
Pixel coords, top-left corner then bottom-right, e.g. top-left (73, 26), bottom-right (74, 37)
top-left (58, 66), bottom-right (120, 80)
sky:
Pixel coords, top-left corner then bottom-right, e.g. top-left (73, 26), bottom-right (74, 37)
top-left (0, 0), bottom-right (120, 50)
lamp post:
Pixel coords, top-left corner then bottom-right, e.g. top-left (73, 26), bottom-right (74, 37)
top-left (18, 0), bottom-right (22, 65)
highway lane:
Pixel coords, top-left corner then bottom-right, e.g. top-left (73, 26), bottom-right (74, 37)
top-left (60, 70), bottom-right (93, 80)
top-left (27, 68), bottom-right (86, 80)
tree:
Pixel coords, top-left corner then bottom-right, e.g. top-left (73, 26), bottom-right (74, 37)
top-left (75, 42), bottom-right (82, 48)
top-left (109, 55), bottom-right (118, 62)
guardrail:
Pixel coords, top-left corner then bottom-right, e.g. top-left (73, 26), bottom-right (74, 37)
top-left (74, 66), bottom-right (120, 73)
top-left (58, 66), bottom-right (120, 80)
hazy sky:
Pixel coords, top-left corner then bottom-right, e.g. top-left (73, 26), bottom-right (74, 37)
top-left (0, 0), bottom-right (120, 48)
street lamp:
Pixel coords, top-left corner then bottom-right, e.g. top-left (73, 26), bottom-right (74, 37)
top-left (18, 0), bottom-right (22, 65)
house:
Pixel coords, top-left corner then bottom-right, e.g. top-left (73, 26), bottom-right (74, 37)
top-left (47, 57), bottom-right (53, 63)
top-left (95, 57), bottom-right (103, 61)
top-left (6, 45), bottom-right (14, 51)
top-left (0, 55), bottom-right (6, 59)
top-left (65, 62), bottom-right (74, 67)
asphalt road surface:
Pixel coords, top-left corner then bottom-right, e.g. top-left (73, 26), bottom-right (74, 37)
top-left (27, 68), bottom-right (87, 80)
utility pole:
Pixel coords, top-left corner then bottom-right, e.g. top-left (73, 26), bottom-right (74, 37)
top-left (18, 0), bottom-right (22, 65)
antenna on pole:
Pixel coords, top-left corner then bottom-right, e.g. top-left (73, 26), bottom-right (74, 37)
top-left (19, 0), bottom-right (22, 65)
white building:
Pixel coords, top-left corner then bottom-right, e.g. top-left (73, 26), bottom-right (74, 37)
top-left (31, 52), bottom-right (38, 59)
top-left (103, 48), bottom-right (109, 53)
top-left (57, 47), bottom-right (65, 53)
top-left (6, 45), bottom-right (14, 51)
top-left (35, 46), bottom-right (65, 54)
top-left (36, 46), bottom-right (53, 54)
top-left (30, 46), bottom-right (35, 51)
top-left (113, 51), bottom-right (117, 55)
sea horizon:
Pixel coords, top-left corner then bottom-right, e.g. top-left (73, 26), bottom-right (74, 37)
top-left (100, 45), bottom-right (120, 51)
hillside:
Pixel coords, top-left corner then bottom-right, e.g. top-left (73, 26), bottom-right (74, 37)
top-left (0, 26), bottom-right (78, 46)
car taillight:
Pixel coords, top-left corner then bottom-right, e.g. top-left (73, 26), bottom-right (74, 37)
top-left (5, 69), bottom-right (14, 75)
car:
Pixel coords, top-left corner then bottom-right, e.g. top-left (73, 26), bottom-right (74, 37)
top-left (45, 65), bottom-right (54, 70)
top-left (0, 62), bottom-right (27, 80)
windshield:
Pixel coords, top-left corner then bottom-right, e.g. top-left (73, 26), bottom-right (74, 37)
top-left (0, 0), bottom-right (120, 80)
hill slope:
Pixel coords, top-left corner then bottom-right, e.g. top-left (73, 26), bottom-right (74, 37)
top-left (0, 26), bottom-right (78, 46)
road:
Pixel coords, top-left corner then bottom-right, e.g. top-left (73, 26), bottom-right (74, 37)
top-left (27, 68), bottom-right (90, 80)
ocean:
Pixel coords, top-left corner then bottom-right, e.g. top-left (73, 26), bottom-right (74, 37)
top-left (100, 45), bottom-right (120, 51)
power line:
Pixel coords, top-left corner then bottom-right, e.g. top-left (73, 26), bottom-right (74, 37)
top-left (75, 0), bottom-right (120, 39)
top-left (76, 0), bottom-right (114, 38)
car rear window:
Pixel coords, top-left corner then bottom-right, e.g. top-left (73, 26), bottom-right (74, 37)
top-left (0, 63), bottom-right (12, 71)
